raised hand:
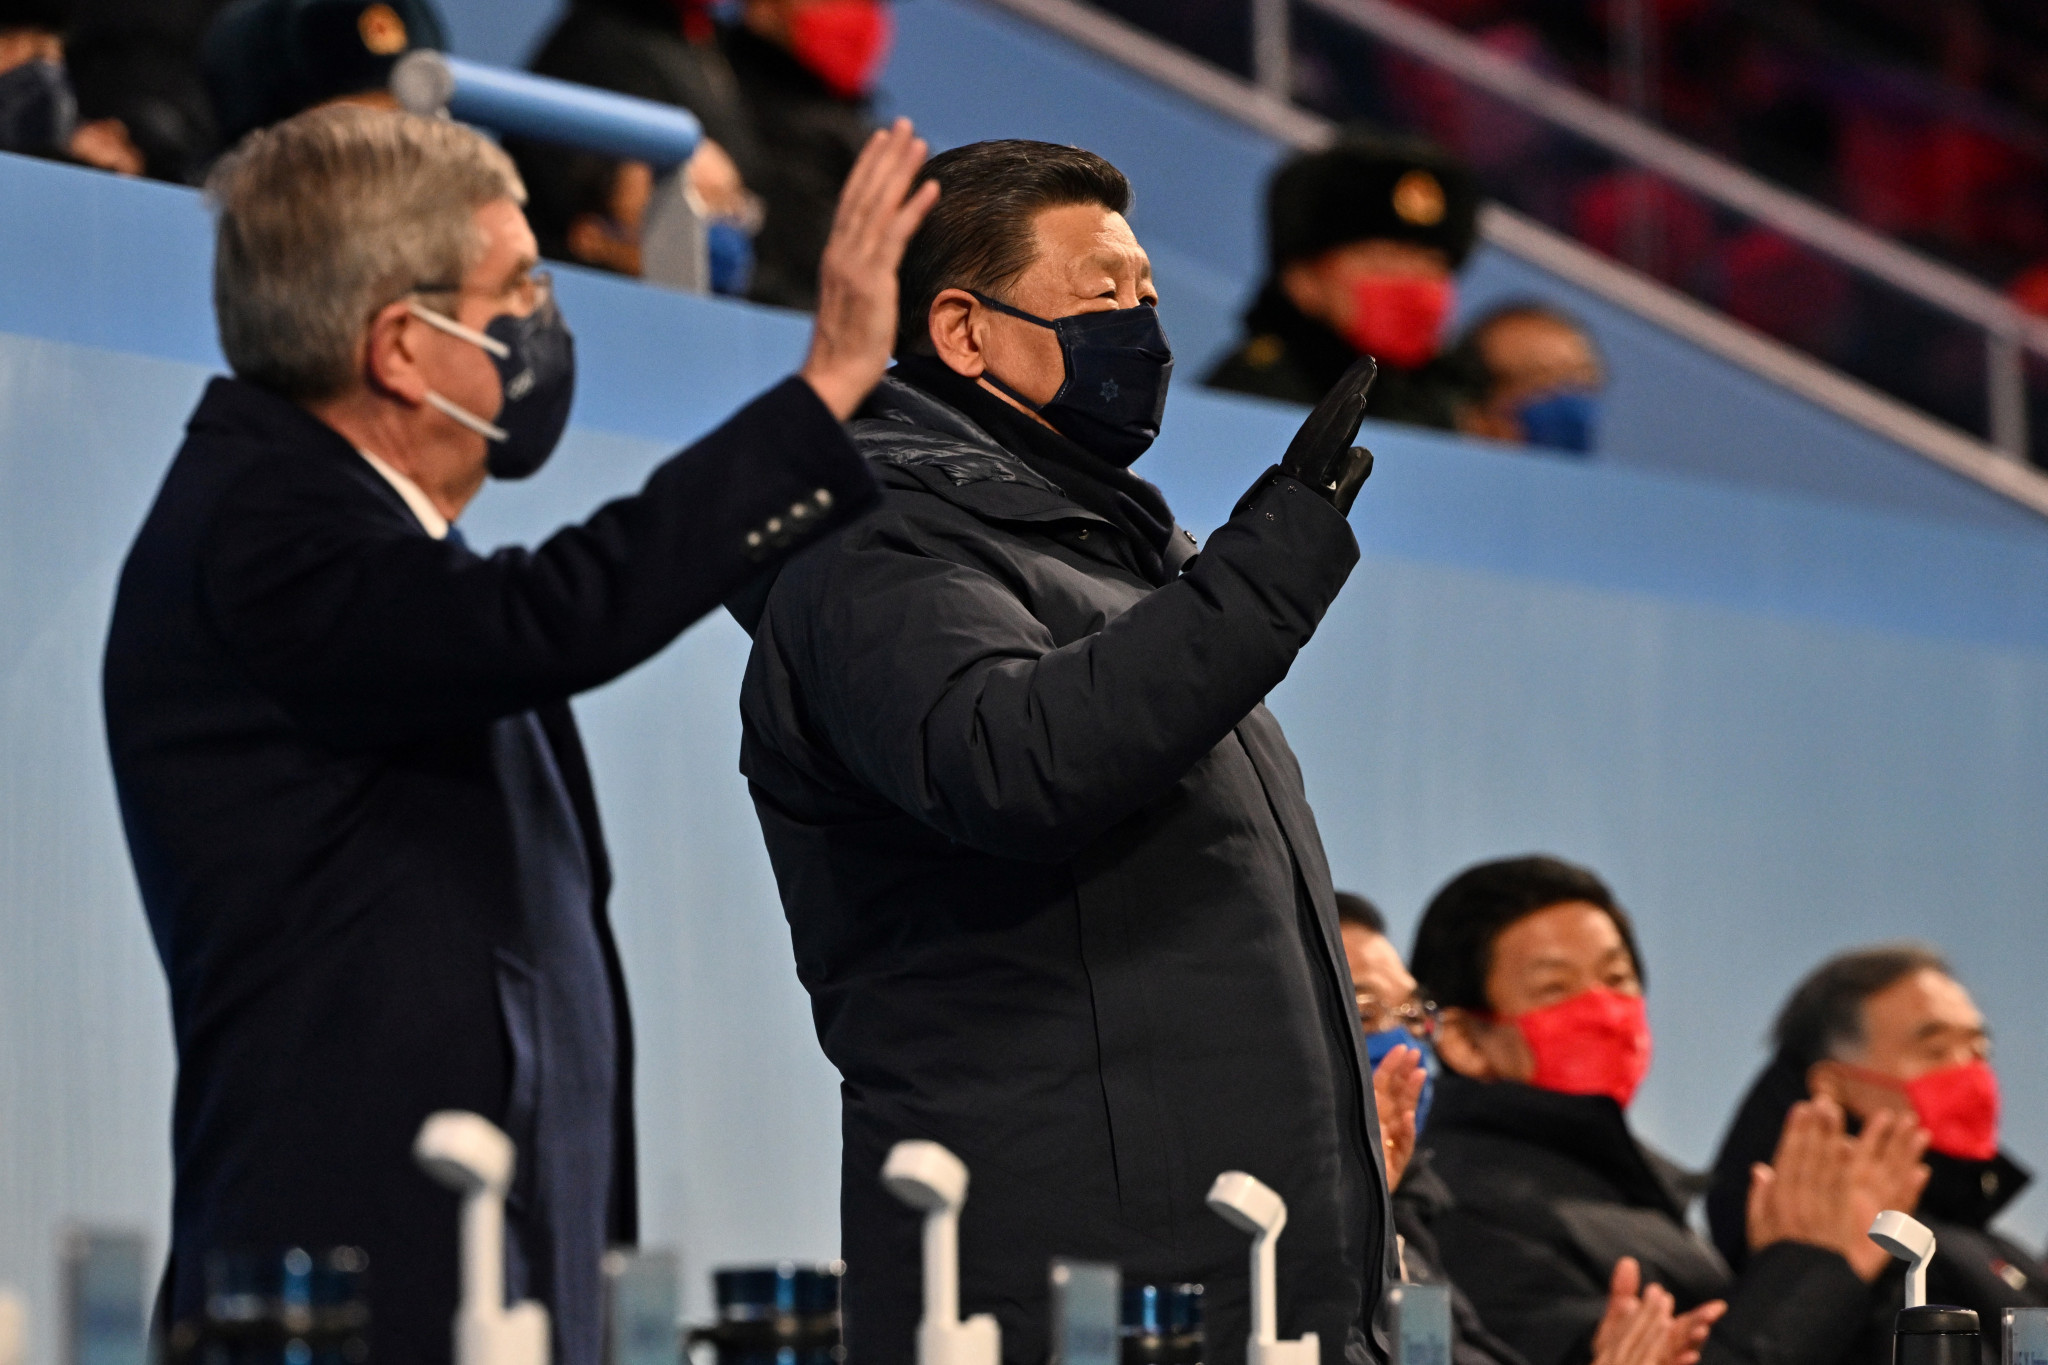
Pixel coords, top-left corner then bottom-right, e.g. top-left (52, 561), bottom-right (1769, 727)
top-left (800, 119), bottom-right (942, 420)
top-left (1371, 1044), bottom-right (1427, 1189)
top-left (1278, 355), bottom-right (1378, 513)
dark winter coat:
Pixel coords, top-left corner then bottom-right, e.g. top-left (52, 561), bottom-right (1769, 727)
top-left (1708, 1056), bottom-right (2048, 1365)
top-left (1393, 1152), bottom-right (1531, 1365)
top-left (721, 23), bottom-right (872, 311)
top-left (733, 374), bottom-right (1396, 1365)
top-left (104, 376), bottom-right (874, 1365)
top-left (1204, 284), bottom-right (1485, 431)
top-left (1423, 1073), bottom-right (1872, 1365)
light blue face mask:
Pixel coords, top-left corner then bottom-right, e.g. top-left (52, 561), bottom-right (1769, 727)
top-left (1515, 389), bottom-right (1599, 454)
top-left (1365, 1029), bottom-right (1437, 1136)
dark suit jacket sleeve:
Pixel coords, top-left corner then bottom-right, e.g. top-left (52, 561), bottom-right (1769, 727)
top-left (203, 377), bottom-right (874, 749)
top-left (1702, 1241), bottom-right (1870, 1365)
top-left (768, 472), bottom-right (1358, 863)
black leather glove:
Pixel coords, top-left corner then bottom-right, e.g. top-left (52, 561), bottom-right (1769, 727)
top-left (1279, 355), bottom-right (1378, 514)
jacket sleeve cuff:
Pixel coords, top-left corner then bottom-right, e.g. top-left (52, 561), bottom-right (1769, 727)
top-left (728, 377), bottom-right (879, 561)
top-left (1714, 1241), bottom-right (1873, 1364)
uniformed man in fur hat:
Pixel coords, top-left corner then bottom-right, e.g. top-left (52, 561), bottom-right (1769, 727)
top-left (1208, 131), bottom-right (1485, 429)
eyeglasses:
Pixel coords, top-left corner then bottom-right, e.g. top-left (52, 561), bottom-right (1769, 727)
top-left (409, 268), bottom-right (552, 317)
top-left (1355, 991), bottom-right (1438, 1040)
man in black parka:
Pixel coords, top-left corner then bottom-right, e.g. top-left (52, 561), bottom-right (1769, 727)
top-left (1708, 945), bottom-right (2048, 1365)
top-left (103, 106), bottom-right (936, 1365)
top-left (734, 139), bottom-right (1395, 1365)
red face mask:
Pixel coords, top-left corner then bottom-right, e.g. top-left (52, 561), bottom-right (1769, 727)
top-left (789, 0), bottom-right (894, 100)
top-left (1846, 1060), bottom-right (2000, 1161)
top-left (1513, 987), bottom-right (1653, 1108)
top-left (1342, 275), bottom-right (1453, 370)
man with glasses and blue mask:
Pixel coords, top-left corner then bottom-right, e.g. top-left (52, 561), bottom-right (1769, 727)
top-left (103, 103), bottom-right (937, 1365)
top-left (732, 138), bottom-right (1391, 1365)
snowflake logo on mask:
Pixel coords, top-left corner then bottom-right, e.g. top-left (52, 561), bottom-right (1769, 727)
top-left (1100, 378), bottom-right (1120, 402)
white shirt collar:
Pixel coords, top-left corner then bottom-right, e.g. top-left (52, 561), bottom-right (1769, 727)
top-left (356, 448), bottom-right (451, 541)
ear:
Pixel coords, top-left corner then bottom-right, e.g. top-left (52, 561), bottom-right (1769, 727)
top-left (927, 287), bottom-right (988, 378)
top-left (1433, 1007), bottom-right (1498, 1081)
top-left (363, 299), bottom-right (430, 406)
top-left (1807, 1059), bottom-right (1848, 1107)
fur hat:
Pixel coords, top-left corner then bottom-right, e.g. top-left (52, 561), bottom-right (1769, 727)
top-left (1267, 131), bottom-right (1480, 270)
top-left (204, 0), bottom-right (447, 145)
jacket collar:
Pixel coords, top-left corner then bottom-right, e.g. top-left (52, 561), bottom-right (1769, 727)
top-left (1923, 1149), bottom-right (2031, 1228)
top-left (1430, 1071), bottom-right (1688, 1218)
top-left (853, 377), bottom-right (1198, 576)
top-left (186, 376), bottom-right (422, 530)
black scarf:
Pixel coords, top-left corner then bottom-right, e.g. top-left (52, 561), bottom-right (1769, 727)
top-left (891, 356), bottom-right (1179, 586)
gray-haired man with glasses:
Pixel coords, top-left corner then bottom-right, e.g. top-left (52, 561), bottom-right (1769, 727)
top-left (103, 103), bottom-right (937, 1365)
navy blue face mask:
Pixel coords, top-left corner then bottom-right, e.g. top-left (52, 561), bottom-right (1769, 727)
top-left (969, 291), bottom-right (1174, 467)
top-left (411, 284), bottom-right (577, 480)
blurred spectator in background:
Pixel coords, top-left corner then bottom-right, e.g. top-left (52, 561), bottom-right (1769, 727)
top-left (1410, 855), bottom-right (1930, 1365)
top-left (1207, 133), bottom-right (1488, 431)
top-left (201, 0), bottom-right (442, 150)
top-left (63, 0), bottom-right (224, 182)
top-left (1709, 945), bottom-right (2048, 1365)
top-left (722, 0), bottom-right (887, 309)
top-left (1450, 303), bottom-right (1605, 454)
top-left (0, 0), bottom-right (147, 173)
top-left (519, 0), bottom-right (766, 294)
top-left (520, 0), bottom-right (882, 309)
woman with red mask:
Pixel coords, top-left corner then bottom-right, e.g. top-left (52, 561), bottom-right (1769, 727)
top-left (1708, 946), bottom-right (2047, 1364)
top-left (1205, 132), bottom-right (1491, 431)
top-left (1410, 856), bottom-right (1929, 1365)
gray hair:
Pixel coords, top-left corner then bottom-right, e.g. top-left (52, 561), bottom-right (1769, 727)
top-left (207, 104), bottom-right (525, 403)
top-left (1772, 942), bottom-right (1951, 1068)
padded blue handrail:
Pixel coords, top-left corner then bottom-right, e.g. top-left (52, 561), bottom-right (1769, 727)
top-left (392, 51), bottom-right (703, 168)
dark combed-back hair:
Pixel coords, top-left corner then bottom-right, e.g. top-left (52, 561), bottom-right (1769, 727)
top-left (896, 139), bottom-right (1132, 355)
top-left (1334, 892), bottom-right (1386, 935)
top-left (1410, 855), bottom-right (1643, 1011)
top-left (1772, 943), bottom-right (1950, 1069)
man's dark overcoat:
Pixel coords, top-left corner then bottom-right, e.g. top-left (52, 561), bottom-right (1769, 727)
top-left (103, 375), bottom-right (874, 1365)
top-left (1424, 1072), bottom-right (1873, 1365)
top-left (1708, 1057), bottom-right (2048, 1365)
top-left (734, 376), bottom-right (1396, 1365)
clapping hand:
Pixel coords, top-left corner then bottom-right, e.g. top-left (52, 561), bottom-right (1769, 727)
top-left (800, 119), bottom-right (942, 420)
top-left (1372, 1045), bottom-right (1427, 1189)
top-left (1591, 1258), bottom-right (1725, 1365)
top-left (1747, 1097), bottom-right (1929, 1280)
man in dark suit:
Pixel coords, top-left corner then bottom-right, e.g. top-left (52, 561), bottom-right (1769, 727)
top-left (102, 103), bottom-right (936, 1365)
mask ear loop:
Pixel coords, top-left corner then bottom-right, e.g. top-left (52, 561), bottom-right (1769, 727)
top-left (966, 290), bottom-right (1071, 412)
top-left (408, 301), bottom-right (511, 442)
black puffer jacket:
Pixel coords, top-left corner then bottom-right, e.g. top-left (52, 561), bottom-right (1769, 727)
top-left (1424, 1073), bottom-right (1872, 1365)
top-left (1394, 1152), bottom-right (1531, 1365)
top-left (734, 375), bottom-right (1395, 1365)
top-left (1708, 1057), bottom-right (2048, 1365)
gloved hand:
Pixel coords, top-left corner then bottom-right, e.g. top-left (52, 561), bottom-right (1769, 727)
top-left (1280, 355), bottom-right (1378, 514)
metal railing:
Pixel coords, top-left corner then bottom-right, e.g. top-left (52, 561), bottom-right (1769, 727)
top-left (391, 52), bottom-right (713, 293)
top-left (971, 0), bottom-right (2048, 517)
top-left (1253, 0), bottom-right (2048, 461)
